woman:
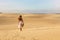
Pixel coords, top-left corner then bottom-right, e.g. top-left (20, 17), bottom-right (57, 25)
top-left (18, 15), bottom-right (24, 31)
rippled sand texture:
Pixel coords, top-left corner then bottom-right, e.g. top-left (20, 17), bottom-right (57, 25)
top-left (0, 13), bottom-right (60, 40)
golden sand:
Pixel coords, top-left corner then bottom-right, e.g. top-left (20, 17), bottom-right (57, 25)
top-left (0, 13), bottom-right (60, 40)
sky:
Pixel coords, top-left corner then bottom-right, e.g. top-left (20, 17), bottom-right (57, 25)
top-left (0, 0), bottom-right (60, 13)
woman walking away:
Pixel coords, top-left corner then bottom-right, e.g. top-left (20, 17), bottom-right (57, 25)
top-left (18, 15), bottom-right (24, 31)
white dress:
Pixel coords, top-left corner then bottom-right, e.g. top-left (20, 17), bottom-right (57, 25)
top-left (18, 21), bottom-right (23, 28)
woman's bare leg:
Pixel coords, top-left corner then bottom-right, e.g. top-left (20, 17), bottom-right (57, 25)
top-left (20, 27), bottom-right (22, 31)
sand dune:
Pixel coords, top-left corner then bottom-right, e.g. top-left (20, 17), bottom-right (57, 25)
top-left (0, 13), bottom-right (60, 40)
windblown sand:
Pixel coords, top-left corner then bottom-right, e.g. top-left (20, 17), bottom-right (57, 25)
top-left (0, 13), bottom-right (60, 40)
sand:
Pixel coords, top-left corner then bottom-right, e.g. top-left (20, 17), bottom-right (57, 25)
top-left (0, 13), bottom-right (60, 40)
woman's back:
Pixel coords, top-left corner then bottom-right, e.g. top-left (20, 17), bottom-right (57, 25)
top-left (18, 15), bottom-right (24, 31)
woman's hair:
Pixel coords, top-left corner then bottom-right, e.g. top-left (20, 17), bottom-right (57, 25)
top-left (18, 15), bottom-right (23, 21)
top-left (19, 15), bottom-right (22, 17)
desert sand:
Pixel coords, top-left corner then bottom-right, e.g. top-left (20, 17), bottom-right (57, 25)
top-left (0, 13), bottom-right (60, 40)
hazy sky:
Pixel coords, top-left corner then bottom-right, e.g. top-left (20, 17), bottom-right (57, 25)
top-left (0, 0), bottom-right (60, 13)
